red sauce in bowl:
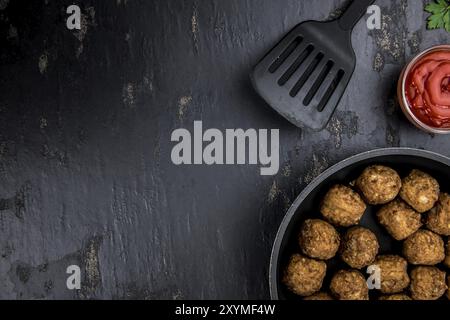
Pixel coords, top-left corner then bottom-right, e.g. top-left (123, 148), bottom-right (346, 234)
top-left (405, 50), bottom-right (450, 129)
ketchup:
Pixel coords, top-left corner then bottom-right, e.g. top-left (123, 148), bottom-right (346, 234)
top-left (405, 51), bottom-right (450, 129)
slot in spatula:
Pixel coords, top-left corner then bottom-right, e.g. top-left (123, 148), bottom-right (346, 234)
top-left (251, 0), bottom-right (375, 131)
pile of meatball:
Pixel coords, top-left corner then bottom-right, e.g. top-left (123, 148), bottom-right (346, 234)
top-left (283, 165), bottom-right (450, 300)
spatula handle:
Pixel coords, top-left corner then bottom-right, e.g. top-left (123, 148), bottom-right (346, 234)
top-left (338, 0), bottom-right (376, 31)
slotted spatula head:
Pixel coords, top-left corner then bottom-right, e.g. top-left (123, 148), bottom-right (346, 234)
top-left (251, 0), bottom-right (375, 131)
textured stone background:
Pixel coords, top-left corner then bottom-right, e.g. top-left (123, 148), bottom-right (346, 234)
top-left (0, 0), bottom-right (448, 299)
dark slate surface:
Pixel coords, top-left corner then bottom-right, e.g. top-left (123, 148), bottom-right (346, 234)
top-left (0, 0), bottom-right (448, 299)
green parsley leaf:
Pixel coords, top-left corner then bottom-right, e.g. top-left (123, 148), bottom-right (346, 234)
top-left (426, 2), bottom-right (445, 14)
top-left (425, 0), bottom-right (450, 32)
top-left (428, 11), bottom-right (445, 29)
top-left (444, 10), bottom-right (450, 31)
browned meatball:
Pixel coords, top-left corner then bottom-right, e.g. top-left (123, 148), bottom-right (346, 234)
top-left (330, 270), bottom-right (369, 300)
top-left (379, 294), bottom-right (412, 300)
top-left (373, 255), bottom-right (410, 294)
top-left (403, 230), bottom-right (445, 265)
top-left (299, 219), bottom-right (340, 260)
top-left (340, 227), bottom-right (379, 269)
top-left (399, 169), bottom-right (440, 213)
top-left (303, 292), bottom-right (334, 300)
top-left (377, 199), bottom-right (422, 240)
top-left (320, 185), bottom-right (367, 227)
top-left (282, 254), bottom-right (327, 297)
top-left (410, 266), bottom-right (447, 300)
top-left (426, 193), bottom-right (450, 236)
top-left (356, 165), bottom-right (401, 205)
top-left (445, 238), bottom-right (450, 269)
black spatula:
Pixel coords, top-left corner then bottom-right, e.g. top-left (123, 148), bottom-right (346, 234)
top-left (251, 0), bottom-right (375, 131)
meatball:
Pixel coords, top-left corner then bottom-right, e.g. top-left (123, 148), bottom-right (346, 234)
top-left (340, 227), bottom-right (379, 269)
top-left (399, 169), bottom-right (439, 213)
top-left (330, 270), bottom-right (369, 300)
top-left (303, 292), bottom-right (334, 300)
top-left (299, 219), bottom-right (340, 260)
top-left (403, 230), bottom-right (445, 265)
top-left (282, 254), bottom-right (327, 297)
top-left (377, 199), bottom-right (422, 240)
top-left (410, 266), bottom-right (447, 300)
top-left (379, 294), bottom-right (412, 300)
top-left (426, 193), bottom-right (450, 236)
top-left (372, 255), bottom-right (410, 294)
top-left (445, 239), bottom-right (450, 269)
top-left (320, 185), bottom-right (367, 227)
top-left (356, 165), bottom-right (401, 205)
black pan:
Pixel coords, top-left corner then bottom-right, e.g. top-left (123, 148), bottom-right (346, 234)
top-left (269, 148), bottom-right (450, 300)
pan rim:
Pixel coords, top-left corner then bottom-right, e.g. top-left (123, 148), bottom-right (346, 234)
top-left (269, 147), bottom-right (450, 300)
